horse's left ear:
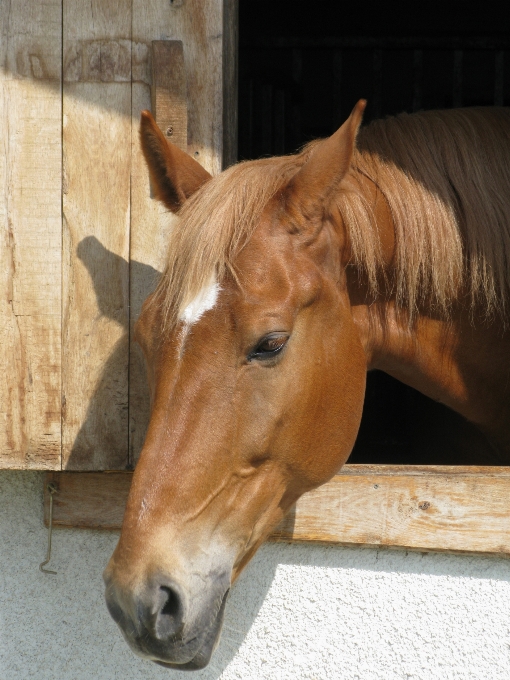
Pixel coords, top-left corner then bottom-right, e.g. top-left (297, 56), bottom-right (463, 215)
top-left (140, 110), bottom-right (212, 212)
top-left (289, 99), bottom-right (366, 216)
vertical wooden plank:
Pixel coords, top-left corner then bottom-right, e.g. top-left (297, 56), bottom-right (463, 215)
top-left (0, 0), bottom-right (62, 469)
top-left (62, 0), bottom-right (132, 470)
top-left (151, 41), bottom-right (187, 151)
top-left (222, 0), bottom-right (239, 168)
top-left (129, 0), bottom-right (238, 465)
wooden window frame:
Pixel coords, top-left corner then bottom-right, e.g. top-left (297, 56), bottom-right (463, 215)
top-left (44, 465), bottom-right (510, 556)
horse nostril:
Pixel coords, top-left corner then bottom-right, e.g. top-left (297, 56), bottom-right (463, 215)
top-left (154, 584), bottom-right (184, 640)
top-left (160, 585), bottom-right (180, 618)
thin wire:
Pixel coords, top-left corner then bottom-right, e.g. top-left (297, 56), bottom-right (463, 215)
top-left (40, 483), bottom-right (58, 575)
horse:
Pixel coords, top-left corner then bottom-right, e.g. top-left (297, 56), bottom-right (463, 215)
top-left (104, 101), bottom-right (510, 669)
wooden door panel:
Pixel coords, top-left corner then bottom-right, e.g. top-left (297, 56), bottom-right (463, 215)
top-left (0, 0), bottom-right (236, 470)
top-left (0, 0), bottom-right (62, 469)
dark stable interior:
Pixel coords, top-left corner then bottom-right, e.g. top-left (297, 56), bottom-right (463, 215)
top-left (238, 0), bottom-right (510, 465)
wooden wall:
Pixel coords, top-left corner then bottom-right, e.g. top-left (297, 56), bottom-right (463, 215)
top-left (0, 0), bottom-right (237, 470)
top-left (0, 1), bottom-right (62, 469)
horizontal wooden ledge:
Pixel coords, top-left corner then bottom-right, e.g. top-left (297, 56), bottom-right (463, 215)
top-left (44, 465), bottom-right (510, 556)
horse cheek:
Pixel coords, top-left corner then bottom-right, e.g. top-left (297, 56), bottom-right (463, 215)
top-left (315, 325), bottom-right (366, 481)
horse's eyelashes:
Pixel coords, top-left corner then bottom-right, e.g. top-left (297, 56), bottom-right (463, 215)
top-left (258, 336), bottom-right (286, 353)
top-left (248, 333), bottom-right (289, 362)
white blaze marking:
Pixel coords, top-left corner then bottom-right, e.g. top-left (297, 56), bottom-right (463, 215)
top-left (180, 279), bottom-right (220, 325)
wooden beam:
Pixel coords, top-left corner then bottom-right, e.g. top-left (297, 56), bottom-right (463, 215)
top-left (44, 465), bottom-right (510, 555)
top-left (150, 41), bottom-right (187, 152)
top-left (45, 470), bottom-right (131, 530)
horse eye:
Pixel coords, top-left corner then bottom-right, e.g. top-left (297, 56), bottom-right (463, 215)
top-left (248, 333), bottom-right (289, 361)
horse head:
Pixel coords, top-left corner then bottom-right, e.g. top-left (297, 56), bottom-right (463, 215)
top-left (104, 101), bottom-right (368, 669)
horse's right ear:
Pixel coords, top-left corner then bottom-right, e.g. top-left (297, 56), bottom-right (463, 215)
top-left (287, 100), bottom-right (366, 220)
top-left (140, 110), bottom-right (212, 212)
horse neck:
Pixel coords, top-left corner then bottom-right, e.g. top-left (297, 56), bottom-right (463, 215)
top-left (340, 172), bottom-right (509, 440)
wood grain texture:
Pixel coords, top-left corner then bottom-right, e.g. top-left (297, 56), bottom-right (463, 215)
top-left (45, 471), bottom-right (131, 529)
top-left (1, 1), bottom-right (237, 470)
top-left (44, 466), bottom-right (510, 555)
top-left (128, 0), bottom-right (238, 466)
top-left (273, 466), bottom-right (510, 555)
top-left (62, 0), bottom-right (132, 470)
top-left (151, 41), bottom-right (187, 151)
top-left (0, 0), bottom-right (62, 469)
top-left (222, 0), bottom-right (239, 168)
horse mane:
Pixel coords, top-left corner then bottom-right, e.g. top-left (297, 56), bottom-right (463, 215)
top-left (156, 107), bottom-right (510, 327)
top-left (341, 107), bottom-right (510, 319)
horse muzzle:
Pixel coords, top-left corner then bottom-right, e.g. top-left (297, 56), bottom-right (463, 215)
top-left (103, 568), bottom-right (230, 669)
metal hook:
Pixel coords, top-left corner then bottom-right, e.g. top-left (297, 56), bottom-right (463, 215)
top-left (40, 482), bottom-right (58, 575)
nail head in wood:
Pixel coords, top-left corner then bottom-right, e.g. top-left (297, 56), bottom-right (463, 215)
top-left (151, 40), bottom-right (187, 152)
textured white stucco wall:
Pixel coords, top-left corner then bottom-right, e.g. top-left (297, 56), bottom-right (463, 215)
top-left (1, 471), bottom-right (509, 680)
